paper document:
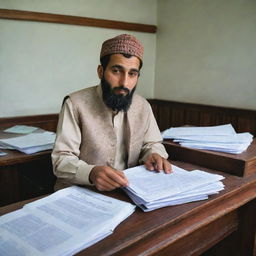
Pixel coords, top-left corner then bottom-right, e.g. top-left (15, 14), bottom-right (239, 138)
top-left (173, 132), bottom-right (252, 144)
top-left (162, 124), bottom-right (236, 138)
top-left (4, 125), bottom-right (39, 134)
top-left (0, 186), bottom-right (135, 256)
top-left (162, 124), bottom-right (253, 154)
top-left (123, 165), bottom-right (225, 211)
top-left (0, 151), bottom-right (7, 156)
top-left (0, 131), bottom-right (56, 154)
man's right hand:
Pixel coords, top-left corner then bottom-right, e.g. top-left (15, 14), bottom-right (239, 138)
top-left (89, 166), bottom-right (129, 191)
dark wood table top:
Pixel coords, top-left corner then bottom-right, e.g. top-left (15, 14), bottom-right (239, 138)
top-left (164, 139), bottom-right (256, 177)
top-left (1, 161), bottom-right (256, 256)
top-left (0, 130), bottom-right (52, 166)
top-left (165, 138), bottom-right (256, 162)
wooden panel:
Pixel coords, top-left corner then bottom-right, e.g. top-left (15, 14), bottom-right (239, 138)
top-left (236, 199), bottom-right (256, 256)
top-left (0, 152), bottom-right (55, 206)
top-left (148, 99), bottom-right (256, 136)
top-left (202, 202), bottom-right (256, 256)
top-left (0, 9), bottom-right (157, 33)
top-left (0, 154), bottom-right (55, 207)
top-left (20, 158), bottom-right (56, 202)
top-left (0, 165), bottom-right (22, 206)
top-left (2, 102), bottom-right (255, 137)
top-left (0, 113), bottom-right (59, 132)
top-left (152, 212), bottom-right (238, 256)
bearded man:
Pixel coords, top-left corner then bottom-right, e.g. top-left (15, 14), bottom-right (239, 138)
top-left (52, 34), bottom-right (171, 191)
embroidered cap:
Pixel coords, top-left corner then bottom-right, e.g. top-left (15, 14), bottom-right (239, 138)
top-left (100, 34), bottom-right (144, 62)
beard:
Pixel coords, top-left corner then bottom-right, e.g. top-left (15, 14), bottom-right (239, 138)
top-left (101, 77), bottom-right (136, 112)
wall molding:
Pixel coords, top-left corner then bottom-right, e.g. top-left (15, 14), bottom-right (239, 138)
top-left (0, 8), bottom-right (157, 33)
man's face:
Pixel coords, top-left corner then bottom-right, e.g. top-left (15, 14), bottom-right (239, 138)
top-left (98, 54), bottom-right (141, 111)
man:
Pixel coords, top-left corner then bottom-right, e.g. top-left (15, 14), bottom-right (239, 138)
top-left (52, 34), bottom-right (171, 191)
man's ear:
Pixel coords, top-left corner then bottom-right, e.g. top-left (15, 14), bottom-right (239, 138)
top-left (97, 65), bottom-right (103, 79)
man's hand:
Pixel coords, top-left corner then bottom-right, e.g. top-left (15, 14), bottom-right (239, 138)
top-left (89, 166), bottom-right (128, 191)
top-left (144, 153), bottom-right (172, 174)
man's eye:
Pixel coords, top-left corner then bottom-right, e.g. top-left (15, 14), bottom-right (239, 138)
top-left (112, 69), bottom-right (120, 73)
top-left (129, 72), bottom-right (138, 77)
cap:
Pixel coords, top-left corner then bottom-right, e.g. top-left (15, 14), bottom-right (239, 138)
top-left (100, 34), bottom-right (144, 62)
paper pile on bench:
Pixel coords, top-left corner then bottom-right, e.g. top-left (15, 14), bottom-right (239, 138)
top-left (123, 165), bottom-right (225, 212)
top-left (0, 131), bottom-right (56, 154)
top-left (162, 124), bottom-right (253, 154)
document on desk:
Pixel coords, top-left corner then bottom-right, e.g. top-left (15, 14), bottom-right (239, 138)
top-left (162, 124), bottom-right (253, 154)
top-left (162, 124), bottom-right (236, 138)
top-left (4, 125), bottom-right (39, 134)
top-left (123, 165), bottom-right (225, 211)
top-left (0, 131), bottom-right (56, 154)
top-left (0, 151), bottom-right (7, 156)
top-left (0, 186), bottom-right (135, 256)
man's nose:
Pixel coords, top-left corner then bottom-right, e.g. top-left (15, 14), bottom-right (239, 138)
top-left (120, 73), bottom-right (129, 87)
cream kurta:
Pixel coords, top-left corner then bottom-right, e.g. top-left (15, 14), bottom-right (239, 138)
top-left (52, 85), bottom-right (168, 189)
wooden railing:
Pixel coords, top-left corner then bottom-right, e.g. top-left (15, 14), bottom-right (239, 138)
top-left (148, 99), bottom-right (256, 136)
top-left (1, 99), bottom-right (255, 135)
top-left (0, 114), bottom-right (59, 132)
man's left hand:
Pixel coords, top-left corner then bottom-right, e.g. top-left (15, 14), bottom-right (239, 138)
top-left (144, 153), bottom-right (172, 174)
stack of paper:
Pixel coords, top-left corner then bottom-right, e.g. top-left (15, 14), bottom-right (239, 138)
top-left (123, 165), bottom-right (225, 212)
top-left (0, 186), bottom-right (135, 256)
top-left (4, 125), bottom-right (39, 134)
top-left (0, 151), bottom-right (7, 156)
top-left (162, 124), bottom-right (253, 154)
top-left (0, 131), bottom-right (56, 154)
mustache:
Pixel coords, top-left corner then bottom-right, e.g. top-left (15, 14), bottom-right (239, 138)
top-left (101, 77), bottom-right (136, 112)
top-left (113, 86), bottom-right (130, 94)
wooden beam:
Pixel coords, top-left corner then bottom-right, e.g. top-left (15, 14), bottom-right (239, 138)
top-left (0, 9), bottom-right (157, 33)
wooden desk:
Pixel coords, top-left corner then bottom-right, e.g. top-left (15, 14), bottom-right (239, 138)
top-left (164, 139), bottom-right (256, 177)
top-left (0, 131), bottom-right (56, 206)
top-left (1, 161), bottom-right (255, 256)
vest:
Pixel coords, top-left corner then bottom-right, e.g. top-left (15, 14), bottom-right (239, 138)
top-left (69, 85), bottom-right (152, 168)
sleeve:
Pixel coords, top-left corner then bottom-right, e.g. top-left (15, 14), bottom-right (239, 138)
top-left (139, 104), bottom-right (169, 163)
top-left (51, 98), bottom-right (95, 185)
